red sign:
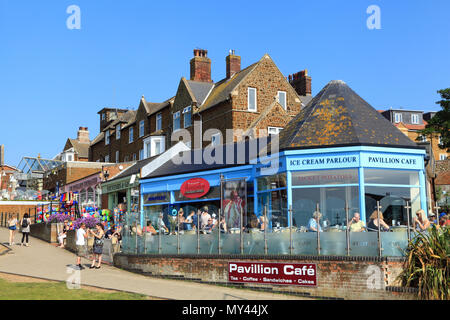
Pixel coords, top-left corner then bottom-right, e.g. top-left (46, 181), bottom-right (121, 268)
top-left (180, 178), bottom-right (210, 199)
top-left (228, 262), bottom-right (317, 287)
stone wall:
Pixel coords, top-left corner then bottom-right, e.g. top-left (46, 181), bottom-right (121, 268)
top-left (29, 223), bottom-right (60, 243)
top-left (113, 254), bottom-right (418, 300)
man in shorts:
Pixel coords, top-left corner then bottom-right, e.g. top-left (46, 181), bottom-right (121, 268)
top-left (75, 223), bottom-right (88, 270)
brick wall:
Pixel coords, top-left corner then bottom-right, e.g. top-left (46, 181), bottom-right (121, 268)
top-left (114, 254), bottom-right (417, 300)
top-left (0, 204), bottom-right (39, 224)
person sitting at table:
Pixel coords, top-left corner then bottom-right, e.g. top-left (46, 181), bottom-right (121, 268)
top-left (203, 218), bottom-right (216, 234)
top-left (367, 210), bottom-right (390, 232)
top-left (348, 212), bottom-right (366, 232)
top-left (184, 210), bottom-right (195, 231)
top-left (143, 221), bottom-right (157, 235)
top-left (219, 216), bottom-right (228, 233)
top-left (307, 211), bottom-right (323, 232)
top-left (413, 209), bottom-right (430, 232)
top-left (177, 208), bottom-right (186, 231)
top-left (157, 213), bottom-right (169, 234)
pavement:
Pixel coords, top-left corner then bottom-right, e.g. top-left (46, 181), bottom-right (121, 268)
top-left (0, 227), bottom-right (305, 300)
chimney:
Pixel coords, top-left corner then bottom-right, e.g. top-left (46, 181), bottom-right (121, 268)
top-left (289, 69), bottom-right (312, 96)
top-left (0, 145), bottom-right (4, 166)
top-left (226, 50), bottom-right (241, 79)
top-left (190, 49), bottom-right (212, 82)
top-left (77, 127), bottom-right (90, 144)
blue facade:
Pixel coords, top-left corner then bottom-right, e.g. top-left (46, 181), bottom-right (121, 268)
top-left (140, 145), bottom-right (427, 231)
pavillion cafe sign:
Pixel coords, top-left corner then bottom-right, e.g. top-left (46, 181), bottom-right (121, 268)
top-left (228, 262), bottom-right (317, 287)
top-left (180, 178), bottom-right (210, 199)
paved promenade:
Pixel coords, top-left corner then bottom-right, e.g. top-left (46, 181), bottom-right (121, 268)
top-left (0, 227), bottom-right (304, 300)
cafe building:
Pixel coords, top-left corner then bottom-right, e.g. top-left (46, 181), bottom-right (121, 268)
top-left (135, 80), bottom-right (427, 256)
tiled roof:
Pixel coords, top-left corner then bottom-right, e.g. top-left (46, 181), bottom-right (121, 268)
top-left (68, 139), bottom-right (90, 158)
top-left (197, 62), bottom-right (259, 112)
top-left (277, 80), bottom-right (420, 150)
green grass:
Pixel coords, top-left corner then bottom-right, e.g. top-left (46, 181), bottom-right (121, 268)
top-left (0, 278), bottom-right (148, 300)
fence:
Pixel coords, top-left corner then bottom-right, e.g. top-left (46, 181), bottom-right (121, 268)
top-left (120, 201), bottom-right (425, 258)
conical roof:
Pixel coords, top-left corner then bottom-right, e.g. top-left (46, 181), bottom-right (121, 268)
top-left (277, 80), bottom-right (419, 150)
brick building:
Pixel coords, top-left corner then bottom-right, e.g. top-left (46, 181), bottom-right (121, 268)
top-left (89, 49), bottom-right (313, 162)
top-left (380, 109), bottom-right (448, 161)
top-left (55, 127), bottom-right (91, 162)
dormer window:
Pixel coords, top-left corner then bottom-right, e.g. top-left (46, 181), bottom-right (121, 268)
top-left (173, 111), bottom-right (181, 131)
top-left (105, 130), bottom-right (110, 145)
top-left (116, 125), bottom-right (121, 139)
top-left (183, 106), bottom-right (192, 128)
top-left (139, 120), bottom-right (145, 137)
top-left (394, 113), bottom-right (402, 123)
top-left (411, 114), bottom-right (419, 124)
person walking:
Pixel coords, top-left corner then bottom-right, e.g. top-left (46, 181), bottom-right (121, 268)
top-left (20, 214), bottom-right (32, 247)
top-left (75, 223), bottom-right (88, 270)
top-left (7, 214), bottom-right (18, 246)
top-left (89, 223), bottom-right (105, 269)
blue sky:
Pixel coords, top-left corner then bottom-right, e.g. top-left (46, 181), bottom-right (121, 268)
top-left (1, 0), bottom-right (449, 166)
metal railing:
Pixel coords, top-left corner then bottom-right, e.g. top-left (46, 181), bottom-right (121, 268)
top-left (120, 201), bottom-right (427, 258)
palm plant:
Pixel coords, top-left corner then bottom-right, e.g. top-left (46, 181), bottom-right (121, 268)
top-left (398, 225), bottom-right (449, 300)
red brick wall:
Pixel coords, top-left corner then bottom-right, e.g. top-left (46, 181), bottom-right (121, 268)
top-left (114, 254), bottom-right (417, 300)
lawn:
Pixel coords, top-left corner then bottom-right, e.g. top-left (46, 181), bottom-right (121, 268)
top-left (0, 278), bottom-right (149, 300)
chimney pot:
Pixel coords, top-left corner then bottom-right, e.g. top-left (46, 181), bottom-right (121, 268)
top-left (190, 48), bottom-right (212, 82)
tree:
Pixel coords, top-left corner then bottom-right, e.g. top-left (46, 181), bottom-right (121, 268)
top-left (417, 88), bottom-right (450, 152)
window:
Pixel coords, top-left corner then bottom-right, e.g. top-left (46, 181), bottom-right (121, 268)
top-left (143, 136), bottom-right (165, 158)
top-left (268, 127), bottom-right (283, 135)
top-left (129, 127), bottom-right (134, 143)
top-left (183, 106), bottom-right (192, 128)
top-left (248, 87), bottom-right (257, 111)
top-left (105, 154), bottom-right (110, 163)
top-left (115, 151), bottom-right (119, 163)
top-left (277, 91), bottom-right (287, 110)
top-left (438, 136), bottom-right (443, 146)
top-left (139, 120), bottom-right (145, 137)
top-left (133, 153), bottom-right (137, 161)
top-left (105, 130), bottom-right (110, 145)
top-left (116, 125), bottom-right (121, 139)
top-left (394, 113), bottom-right (402, 123)
top-left (440, 154), bottom-right (447, 161)
top-left (145, 141), bottom-right (151, 158)
top-left (154, 140), bottom-right (161, 155)
top-left (67, 154), bottom-right (73, 162)
top-left (211, 133), bottom-right (221, 146)
top-left (139, 149), bottom-right (144, 160)
top-left (419, 135), bottom-right (427, 142)
top-left (156, 113), bottom-right (162, 131)
top-left (411, 114), bottom-right (419, 124)
top-left (173, 111), bottom-right (181, 131)
top-left (101, 113), bottom-right (105, 121)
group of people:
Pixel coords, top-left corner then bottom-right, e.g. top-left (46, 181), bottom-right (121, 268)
top-left (7, 213), bottom-right (32, 247)
top-left (306, 209), bottom-right (450, 233)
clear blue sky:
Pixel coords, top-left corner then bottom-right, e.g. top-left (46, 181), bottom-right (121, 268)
top-left (1, 0), bottom-right (449, 166)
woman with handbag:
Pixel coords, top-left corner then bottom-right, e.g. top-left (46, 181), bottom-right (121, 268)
top-left (88, 223), bottom-right (105, 269)
top-left (7, 214), bottom-right (18, 246)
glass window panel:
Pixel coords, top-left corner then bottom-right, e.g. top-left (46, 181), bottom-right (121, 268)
top-left (248, 87), bottom-right (257, 111)
top-left (257, 173), bottom-right (287, 191)
top-left (292, 169), bottom-right (359, 186)
top-left (291, 186), bottom-right (360, 230)
top-left (364, 186), bottom-right (421, 227)
top-left (364, 169), bottom-right (419, 186)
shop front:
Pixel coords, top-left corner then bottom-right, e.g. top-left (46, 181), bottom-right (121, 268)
top-left (101, 175), bottom-right (140, 214)
top-left (65, 172), bottom-right (102, 209)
